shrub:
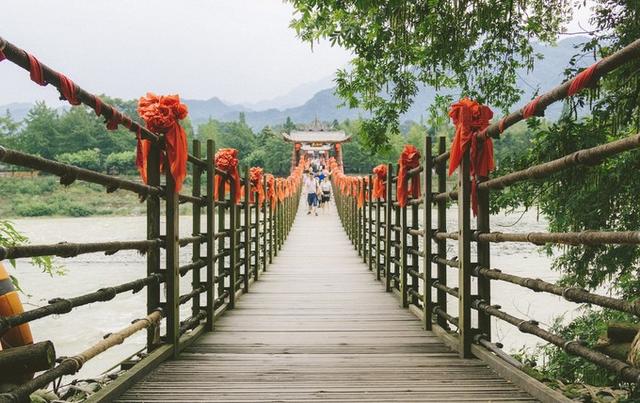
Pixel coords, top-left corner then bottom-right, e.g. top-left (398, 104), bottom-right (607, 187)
top-left (15, 201), bottom-right (57, 216)
top-left (56, 149), bottom-right (103, 172)
top-left (105, 151), bottom-right (136, 175)
top-left (60, 203), bottom-right (94, 217)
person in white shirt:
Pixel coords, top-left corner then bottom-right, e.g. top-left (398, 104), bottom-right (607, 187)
top-left (303, 170), bottom-right (319, 216)
top-left (320, 178), bottom-right (332, 212)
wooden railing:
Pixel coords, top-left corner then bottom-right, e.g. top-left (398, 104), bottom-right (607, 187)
top-left (333, 39), bottom-right (640, 399)
top-left (0, 37), bottom-right (301, 403)
top-left (0, 142), bottom-right (300, 402)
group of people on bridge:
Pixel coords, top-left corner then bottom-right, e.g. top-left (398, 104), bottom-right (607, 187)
top-left (303, 157), bottom-right (332, 216)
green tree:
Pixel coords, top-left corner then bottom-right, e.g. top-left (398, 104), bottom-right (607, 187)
top-left (284, 116), bottom-right (296, 134)
top-left (198, 117), bottom-right (257, 162)
top-left (288, 0), bottom-right (570, 151)
top-left (486, 1), bottom-right (640, 388)
top-left (17, 102), bottom-right (61, 159)
top-left (340, 119), bottom-right (400, 174)
top-left (262, 133), bottom-right (292, 176)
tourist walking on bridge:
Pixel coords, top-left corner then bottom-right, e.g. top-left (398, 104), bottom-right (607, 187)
top-left (320, 177), bottom-right (332, 212)
top-left (304, 170), bottom-right (319, 216)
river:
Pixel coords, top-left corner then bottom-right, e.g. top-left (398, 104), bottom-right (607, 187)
top-left (9, 208), bottom-right (578, 380)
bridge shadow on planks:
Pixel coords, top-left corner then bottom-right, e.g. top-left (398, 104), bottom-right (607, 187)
top-left (118, 202), bottom-right (535, 402)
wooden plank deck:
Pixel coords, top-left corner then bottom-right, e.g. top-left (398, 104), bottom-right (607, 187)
top-left (117, 203), bottom-right (536, 402)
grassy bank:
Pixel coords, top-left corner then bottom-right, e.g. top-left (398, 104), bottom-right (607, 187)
top-left (0, 176), bottom-right (161, 217)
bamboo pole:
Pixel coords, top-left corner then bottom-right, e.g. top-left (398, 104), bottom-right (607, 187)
top-left (1, 311), bottom-right (163, 403)
top-left (472, 300), bottom-right (640, 384)
top-left (476, 267), bottom-right (640, 316)
top-left (0, 275), bottom-right (162, 333)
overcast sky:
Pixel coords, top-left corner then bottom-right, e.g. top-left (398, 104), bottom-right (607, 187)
top-left (1, 0), bottom-right (593, 107)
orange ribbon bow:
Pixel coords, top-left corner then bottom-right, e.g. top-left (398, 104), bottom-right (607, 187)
top-left (448, 98), bottom-right (494, 215)
top-left (397, 145), bottom-right (421, 208)
top-left (372, 164), bottom-right (387, 200)
top-left (249, 167), bottom-right (265, 208)
top-left (214, 148), bottom-right (241, 204)
top-left (137, 93), bottom-right (189, 192)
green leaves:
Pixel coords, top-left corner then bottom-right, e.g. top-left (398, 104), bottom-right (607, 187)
top-left (288, 0), bottom-right (570, 150)
top-left (0, 220), bottom-right (64, 291)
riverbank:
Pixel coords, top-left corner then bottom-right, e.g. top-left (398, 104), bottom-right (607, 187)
top-left (0, 176), bottom-right (193, 217)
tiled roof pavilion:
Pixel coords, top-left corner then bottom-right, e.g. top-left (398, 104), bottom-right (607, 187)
top-left (281, 130), bottom-right (350, 144)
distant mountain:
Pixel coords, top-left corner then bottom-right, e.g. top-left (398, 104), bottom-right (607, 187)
top-left (0, 37), bottom-right (592, 131)
top-left (215, 88), bottom-right (368, 130)
top-left (400, 36), bottom-right (591, 123)
top-left (183, 97), bottom-right (251, 124)
top-left (241, 74), bottom-right (336, 111)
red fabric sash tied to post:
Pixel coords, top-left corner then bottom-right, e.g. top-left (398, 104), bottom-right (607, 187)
top-left (397, 145), bottom-right (421, 208)
top-left (277, 178), bottom-right (285, 202)
top-left (372, 164), bottom-right (387, 200)
top-left (567, 62), bottom-right (600, 96)
top-left (356, 178), bottom-right (365, 209)
top-left (27, 53), bottom-right (46, 86)
top-left (266, 174), bottom-right (276, 210)
top-left (448, 98), bottom-right (494, 215)
top-left (249, 167), bottom-right (265, 207)
top-left (137, 93), bottom-right (189, 192)
top-left (57, 74), bottom-right (80, 105)
top-left (214, 148), bottom-right (241, 204)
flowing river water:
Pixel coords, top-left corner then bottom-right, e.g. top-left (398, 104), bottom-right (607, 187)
top-left (9, 207), bottom-right (578, 380)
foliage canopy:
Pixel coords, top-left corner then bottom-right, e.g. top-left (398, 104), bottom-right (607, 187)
top-left (288, 0), bottom-right (571, 151)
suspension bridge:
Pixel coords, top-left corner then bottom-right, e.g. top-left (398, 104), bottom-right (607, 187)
top-left (0, 35), bottom-right (639, 403)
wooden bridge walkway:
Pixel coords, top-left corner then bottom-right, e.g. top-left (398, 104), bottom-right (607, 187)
top-left (117, 203), bottom-right (535, 402)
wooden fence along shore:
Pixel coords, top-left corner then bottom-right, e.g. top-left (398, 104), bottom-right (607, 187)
top-left (0, 32), bottom-right (639, 402)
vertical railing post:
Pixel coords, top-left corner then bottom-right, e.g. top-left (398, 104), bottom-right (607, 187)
top-left (477, 175), bottom-right (491, 339)
top-left (254, 186), bottom-right (260, 281)
top-left (277, 196), bottom-right (282, 252)
top-left (367, 175), bottom-right (373, 272)
top-left (400, 176), bottom-right (409, 308)
top-left (393, 174), bottom-right (401, 292)
top-left (146, 141), bottom-right (161, 351)
top-left (216, 175), bottom-right (226, 312)
top-left (410, 193), bottom-right (419, 308)
top-left (353, 191), bottom-right (358, 250)
top-left (243, 168), bottom-right (250, 293)
top-left (274, 197), bottom-right (280, 256)
top-left (458, 148), bottom-right (472, 358)
top-left (267, 180), bottom-right (273, 264)
top-left (384, 164), bottom-right (393, 292)
top-left (375, 188), bottom-right (382, 281)
top-left (361, 178), bottom-right (367, 263)
top-left (191, 140), bottom-right (202, 318)
top-left (423, 136), bottom-right (433, 330)
top-left (436, 137), bottom-right (448, 330)
top-left (205, 140), bottom-right (215, 331)
top-left (262, 177), bottom-right (268, 272)
top-left (165, 156), bottom-right (180, 356)
top-left (229, 178), bottom-right (238, 309)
